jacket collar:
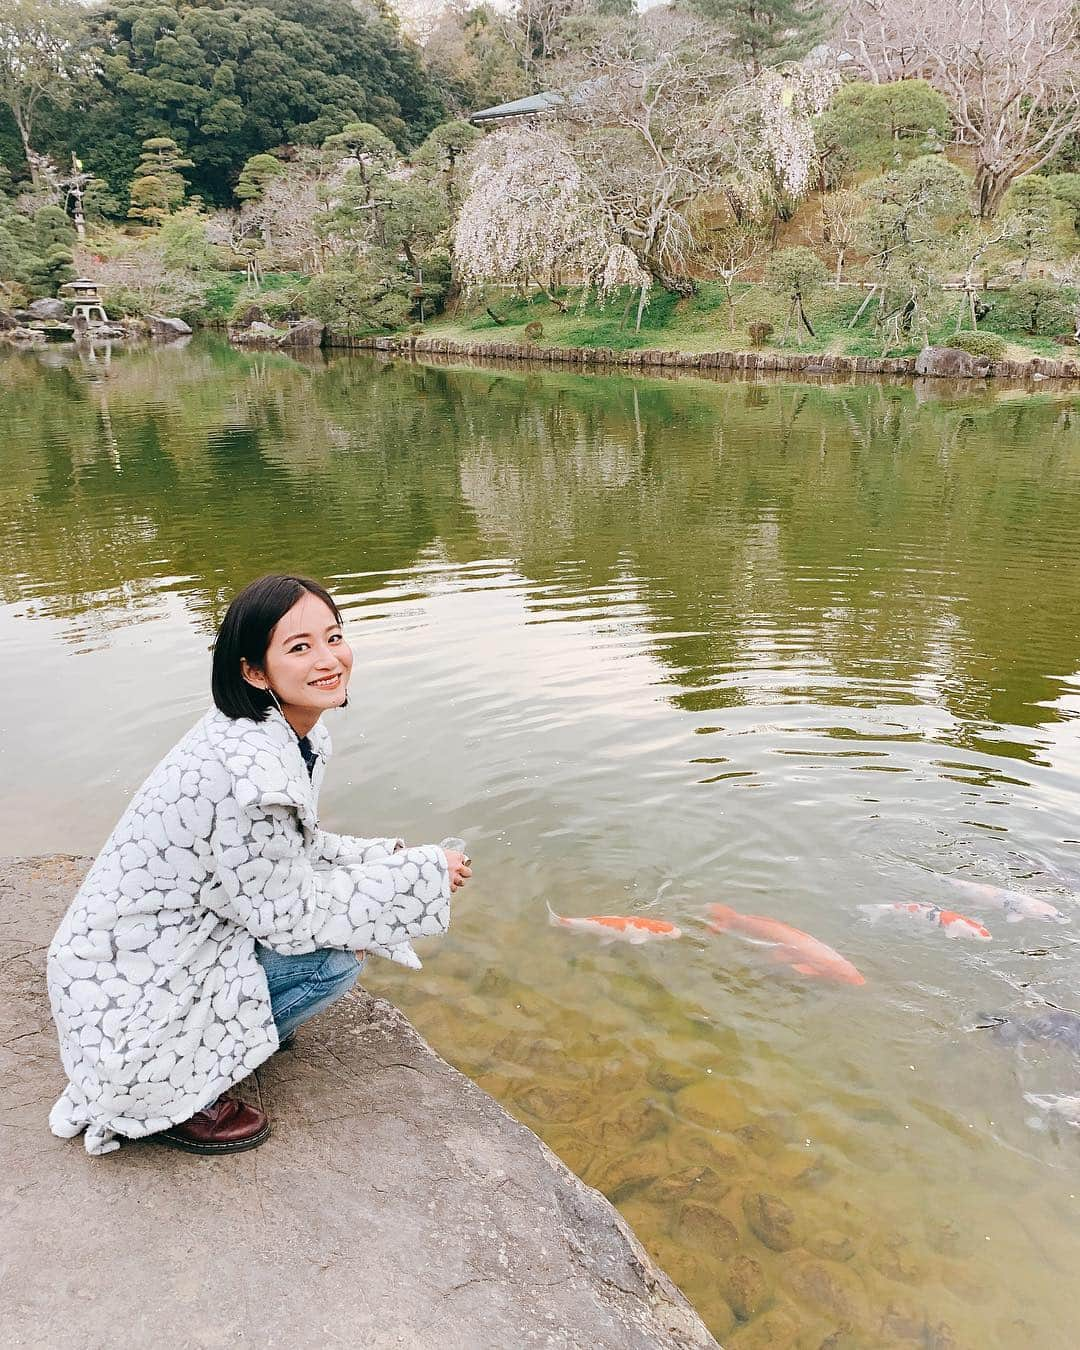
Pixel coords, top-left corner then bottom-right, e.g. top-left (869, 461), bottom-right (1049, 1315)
top-left (211, 707), bottom-right (332, 832)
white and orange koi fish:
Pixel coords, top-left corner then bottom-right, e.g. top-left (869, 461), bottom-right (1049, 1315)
top-left (546, 902), bottom-right (682, 945)
top-left (858, 902), bottom-right (991, 941)
top-left (945, 876), bottom-right (1071, 925)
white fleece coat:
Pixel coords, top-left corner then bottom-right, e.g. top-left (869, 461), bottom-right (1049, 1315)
top-left (47, 707), bottom-right (451, 1155)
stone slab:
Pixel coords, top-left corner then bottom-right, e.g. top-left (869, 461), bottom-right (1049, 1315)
top-left (1, 855), bottom-right (719, 1350)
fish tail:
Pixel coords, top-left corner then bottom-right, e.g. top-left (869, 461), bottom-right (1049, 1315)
top-left (856, 904), bottom-right (886, 921)
top-left (546, 900), bottom-right (561, 925)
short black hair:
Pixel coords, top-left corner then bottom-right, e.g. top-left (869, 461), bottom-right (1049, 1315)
top-left (212, 574), bottom-right (344, 722)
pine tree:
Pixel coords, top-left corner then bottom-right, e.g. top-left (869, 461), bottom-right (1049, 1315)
top-left (688, 0), bottom-right (830, 74)
top-left (127, 137), bottom-right (193, 224)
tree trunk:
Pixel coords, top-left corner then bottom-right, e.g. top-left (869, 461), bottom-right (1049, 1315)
top-left (15, 112), bottom-right (39, 188)
top-left (974, 164), bottom-right (1011, 219)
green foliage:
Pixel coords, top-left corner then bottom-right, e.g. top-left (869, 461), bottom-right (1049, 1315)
top-left (765, 246), bottom-right (827, 300)
top-left (1047, 174), bottom-right (1080, 232)
top-left (815, 81), bottom-right (951, 188)
top-left (1002, 176), bottom-right (1063, 270)
top-left (127, 136), bottom-right (193, 223)
top-left (949, 330), bottom-right (1006, 359)
top-left (34, 0), bottom-right (445, 207)
top-left (304, 265), bottom-right (411, 335)
top-left (234, 153), bottom-right (286, 203)
top-left (687, 0), bottom-right (829, 72)
top-left (992, 281), bottom-right (1077, 336)
top-left (158, 208), bottom-right (218, 272)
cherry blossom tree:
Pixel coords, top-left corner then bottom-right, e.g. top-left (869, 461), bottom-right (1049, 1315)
top-left (452, 122), bottom-right (642, 309)
top-left (839, 0), bottom-right (1080, 217)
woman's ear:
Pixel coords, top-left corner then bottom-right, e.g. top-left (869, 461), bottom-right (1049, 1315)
top-left (240, 658), bottom-right (267, 690)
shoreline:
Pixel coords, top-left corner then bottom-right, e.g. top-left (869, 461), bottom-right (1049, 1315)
top-left (330, 333), bottom-right (1080, 383)
top-left (1, 854), bottom-right (719, 1350)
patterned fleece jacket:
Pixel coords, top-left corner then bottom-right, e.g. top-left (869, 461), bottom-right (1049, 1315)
top-left (47, 707), bottom-right (451, 1155)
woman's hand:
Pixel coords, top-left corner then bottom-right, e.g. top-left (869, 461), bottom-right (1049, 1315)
top-left (445, 849), bottom-right (472, 893)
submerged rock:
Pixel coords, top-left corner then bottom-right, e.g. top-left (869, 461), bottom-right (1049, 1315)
top-left (674, 1202), bottom-right (740, 1257)
top-left (724, 1253), bottom-right (767, 1319)
top-left (782, 1255), bottom-right (868, 1322)
top-left (743, 1190), bottom-right (800, 1251)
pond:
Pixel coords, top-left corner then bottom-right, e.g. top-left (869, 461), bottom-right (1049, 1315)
top-left (4, 334), bottom-right (1080, 1347)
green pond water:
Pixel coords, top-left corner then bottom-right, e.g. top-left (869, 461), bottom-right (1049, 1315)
top-left (5, 335), bottom-right (1080, 1347)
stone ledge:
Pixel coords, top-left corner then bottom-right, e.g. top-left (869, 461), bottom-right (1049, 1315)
top-left (329, 333), bottom-right (1080, 383)
top-left (0, 855), bottom-right (719, 1350)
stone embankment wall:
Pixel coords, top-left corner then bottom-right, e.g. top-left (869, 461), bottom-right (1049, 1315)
top-left (336, 334), bottom-right (1080, 382)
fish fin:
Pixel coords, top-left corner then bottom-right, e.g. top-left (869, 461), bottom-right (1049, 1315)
top-left (790, 962), bottom-right (822, 977)
top-left (546, 901), bottom-right (563, 926)
top-left (856, 904), bottom-right (886, 921)
top-left (1005, 911), bottom-right (1024, 923)
top-left (627, 933), bottom-right (649, 945)
top-left (596, 933), bottom-right (617, 946)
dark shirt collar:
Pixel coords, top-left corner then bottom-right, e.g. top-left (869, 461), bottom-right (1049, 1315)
top-left (296, 733), bottom-right (318, 780)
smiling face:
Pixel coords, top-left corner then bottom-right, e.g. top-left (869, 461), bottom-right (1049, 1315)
top-left (241, 590), bottom-right (353, 737)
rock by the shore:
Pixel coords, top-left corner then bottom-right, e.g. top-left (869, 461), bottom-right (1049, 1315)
top-left (27, 297), bottom-right (67, 321)
top-left (145, 313), bottom-right (193, 340)
top-left (279, 316), bottom-right (324, 348)
top-left (914, 346), bottom-right (991, 378)
top-left (1, 855), bottom-right (719, 1350)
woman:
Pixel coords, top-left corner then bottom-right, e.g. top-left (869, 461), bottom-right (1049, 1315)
top-left (47, 574), bottom-right (471, 1156)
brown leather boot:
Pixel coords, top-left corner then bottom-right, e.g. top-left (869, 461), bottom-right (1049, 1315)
top-left (150, 1095), bottom-right (271, 1155)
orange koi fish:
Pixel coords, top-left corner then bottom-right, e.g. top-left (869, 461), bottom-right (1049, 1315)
top-left (705, 903), bottom-right (865, 985)
top-left (546, 902), bottom-right (682, 945)
top-left (858, 902), bottom-right (991, 941)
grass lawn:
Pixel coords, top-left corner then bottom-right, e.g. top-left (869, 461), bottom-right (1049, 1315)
top-left (409, 284), bottom-right (1071, 364)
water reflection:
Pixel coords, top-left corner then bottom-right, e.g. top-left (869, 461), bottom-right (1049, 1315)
top-left (4, 337), bottom-right (1080, 1345)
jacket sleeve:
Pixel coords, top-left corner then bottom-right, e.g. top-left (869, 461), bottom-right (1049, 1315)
top-left (314, 829), bottom-right (403, 865)
top-left (205, 794), bottom-right (450, 960)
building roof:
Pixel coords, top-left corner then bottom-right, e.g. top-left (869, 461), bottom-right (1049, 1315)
top-left (469, 92), bottom-right (564, 124)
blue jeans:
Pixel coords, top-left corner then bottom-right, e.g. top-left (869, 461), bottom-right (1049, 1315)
top-left (256, 945), bottom-right (363, 1043)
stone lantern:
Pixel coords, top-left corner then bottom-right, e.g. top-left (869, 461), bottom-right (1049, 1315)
top-left (60, 278), bottom-right (109, 326)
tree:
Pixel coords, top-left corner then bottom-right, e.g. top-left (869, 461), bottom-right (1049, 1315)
top-left (414, 121), bottom-right (480, 215)
top-left (839, 0), bottom-right (1080, 217)
top-left (1002, 177), bottom-right (1061, 276)
top-left (453, 122), bottom-right (635, 305)
top-left (0, 0), bottom-right (85, 186)
top-left (36, 0), bottom-right (446, 206)
top-left (688, 0), bottom-right (832, 75)
top-left (422, 2), bottom-right (529, 118)
top-left (127, 137), bottom-right (193, 224)
top-left (814, 79), bottom-right (950, 188)
top-left (820, 187), bottom-right (863, 284)
top-left (551, 14), bottom-right (836, 291)
top-left (304, 264), bottom-right (412, 334)
top-left (996, 279), bottom-right (1076, 335)
top-left (234, 153), bottom-right (287, 203)
top-left (855, 154), bottom-right (969, 335)
top-left (765, 244), bottom-right (827, 340)
top-left (698, 218), bottom-right (765, 330)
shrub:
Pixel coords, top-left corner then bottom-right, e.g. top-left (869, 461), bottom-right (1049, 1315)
top-left (994, 280), bottom-right (1076, 336)
top-left (949, 331), bottom-right (1007, 360)
top-left (524, 320), bottom-right (544, 343)
top-left (304, 266), bottom-right (411, 336)
top-left (748, 321), bottom-right (774, 346)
